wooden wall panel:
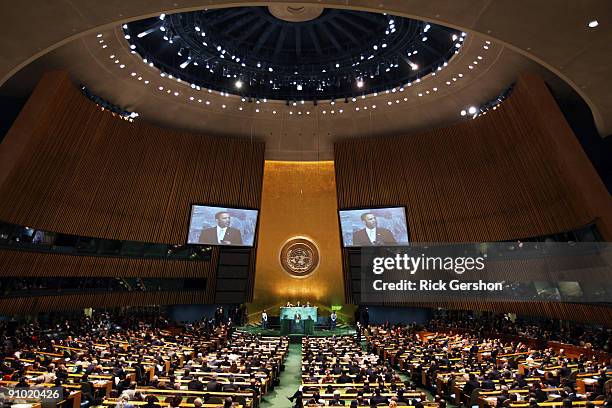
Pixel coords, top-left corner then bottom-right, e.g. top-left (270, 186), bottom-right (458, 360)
top-left (0, 71), bottom-right (265, 308)
top-left (401, 302), bottom-right (612, 327)
top-left (0, 291), bottom-right (207, 315)
top-left (0, 71), bottom-right (265, 244)
top-left (335, 73), bottom-right (612, 323)
top-left (335, 74), bottom-right (609, 243)
top-left (0, 248), bottom-right (212, 279)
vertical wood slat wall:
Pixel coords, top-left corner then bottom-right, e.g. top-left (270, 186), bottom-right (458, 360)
top-left (0, 291), bottom-right (207, 315)
top-left (334, 73), bottom-right (611, 323)
top-left (0, 71), bottom-right (265, 308)
top-left (335, 80), bottom-right (590, 243)
top-left (0, 71), bottom-right (265, 244)
top-left (0, 249), bottom-right (210, 278)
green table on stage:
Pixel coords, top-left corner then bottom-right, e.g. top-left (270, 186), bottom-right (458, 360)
top-left (280, 306), bottom-right (317, 321)
top-left (279, 307), bottom-right (317, 335)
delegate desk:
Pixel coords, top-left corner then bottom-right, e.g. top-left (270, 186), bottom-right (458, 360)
top-left (280, 307), bottom-right (317, 335)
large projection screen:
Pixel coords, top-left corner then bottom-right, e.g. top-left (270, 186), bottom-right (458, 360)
top-left (339, 206), bottom-right (409, 247)
top-left (187, 205), bottom-right (259, 247)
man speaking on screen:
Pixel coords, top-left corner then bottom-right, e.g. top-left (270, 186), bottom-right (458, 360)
top-left (352, 212), bottom-right (396, 246)
top-left (199, 211), bottom-right (243, 245)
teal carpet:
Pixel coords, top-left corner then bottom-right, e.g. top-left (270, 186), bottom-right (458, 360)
top-left (260, 343), bottom-right (302, 407)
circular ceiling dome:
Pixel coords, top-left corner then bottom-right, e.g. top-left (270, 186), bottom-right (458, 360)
top-left (124, 7), bottom-right (462, 101)
top-left (267, 5), bottom-right (324, 22)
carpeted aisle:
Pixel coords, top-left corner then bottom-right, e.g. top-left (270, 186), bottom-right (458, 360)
top-left (261, 343), bottom-right (302, 407)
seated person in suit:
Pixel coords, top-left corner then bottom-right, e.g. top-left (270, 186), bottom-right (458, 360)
top-left (222, 377), bottom-right (237, 392)
top-left (352, 213), bottom-right (396, 246)
top-left (187, 377), bottom-right (204, 391)
top-left (206, 374), bottom-right (221, 391)
top-left (462, 373), bottom-right (480, 396)
top-left (329, 390), bottom-right (345, 406)
top-left (199, 211), bottom-right (243, 245)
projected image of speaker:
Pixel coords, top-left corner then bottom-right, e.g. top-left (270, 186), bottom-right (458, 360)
top-left (187, 205), bottom-right (259, 247)
top-left (339, 206), bottom-right (409, 247)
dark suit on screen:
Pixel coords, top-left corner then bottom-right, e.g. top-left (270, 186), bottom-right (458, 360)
top-left (352, 227), bottom-right (396, 246)
top-left (198, 227), bottom-right (243, 245)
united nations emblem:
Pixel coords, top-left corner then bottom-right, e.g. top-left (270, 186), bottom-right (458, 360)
top-left (280, 237), bottom-right (319, 278)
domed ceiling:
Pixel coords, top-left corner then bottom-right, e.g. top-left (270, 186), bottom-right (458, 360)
top-left (123, 6), bottom-right (461, 101)
top-left (0, 3), bottom-right (574, 160)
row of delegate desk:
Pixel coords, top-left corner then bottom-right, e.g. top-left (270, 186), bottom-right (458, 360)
top-left (1, 328), bottom-right (288, 408)
top-left (299, 335), bottom-right (438, 407)
top-left (367, 327), bottom-right (611, 408)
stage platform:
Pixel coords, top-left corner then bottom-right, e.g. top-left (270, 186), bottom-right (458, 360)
top-left (240, 325), bottom-right (355, 342)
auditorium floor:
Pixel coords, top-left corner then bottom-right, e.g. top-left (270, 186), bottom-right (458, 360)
top-left (261, 343), bottom-right (302, 407)
top-left (258, 340), bottom-right (441, 408)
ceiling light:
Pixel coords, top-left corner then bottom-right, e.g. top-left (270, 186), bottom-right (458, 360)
top-left (235, 80), bottom-right (243, 89)
top-left (468, 106), bottom-right (477, 114)
top-left (357, 79), bottom-right (364, 88)
top-left (460, 110), bottom-right (467, 116)
top-left (588, 20), bottom-right (599, 28)
top-left (297, 84), bottom-right (303, 91)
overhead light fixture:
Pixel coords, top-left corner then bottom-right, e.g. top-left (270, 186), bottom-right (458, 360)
top-left (460, 110), bottom-right (467, 116)
top-left (235, 80), bottom-right (243, 89)
top-left (357, 79), bottom-right (364, 88)
top-left (588, 20), bottom-right (599, 28)
top-left (468, 106), bottom-right (477, 115)
top-left (296, 84), bottom-right (303, 91)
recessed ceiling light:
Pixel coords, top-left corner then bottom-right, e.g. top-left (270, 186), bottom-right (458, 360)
top-left (588, 20), bottom-right (599, 28)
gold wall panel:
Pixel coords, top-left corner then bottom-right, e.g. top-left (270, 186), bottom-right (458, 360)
top-left (251, 161), bottom-right (346, 318)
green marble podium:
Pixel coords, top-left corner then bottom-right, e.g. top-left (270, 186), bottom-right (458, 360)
top-left (279, 307), bottom-right (317, 335)
top-left (279, 306), bottom-right (317, 321)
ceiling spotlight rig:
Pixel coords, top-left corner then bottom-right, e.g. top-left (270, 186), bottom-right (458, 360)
top-left (460, 83), bottom-right (514, 119)
top-left (123, 7), bottom-right (462, 103)
top-left (81, 85), bottom-right (139, 121)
